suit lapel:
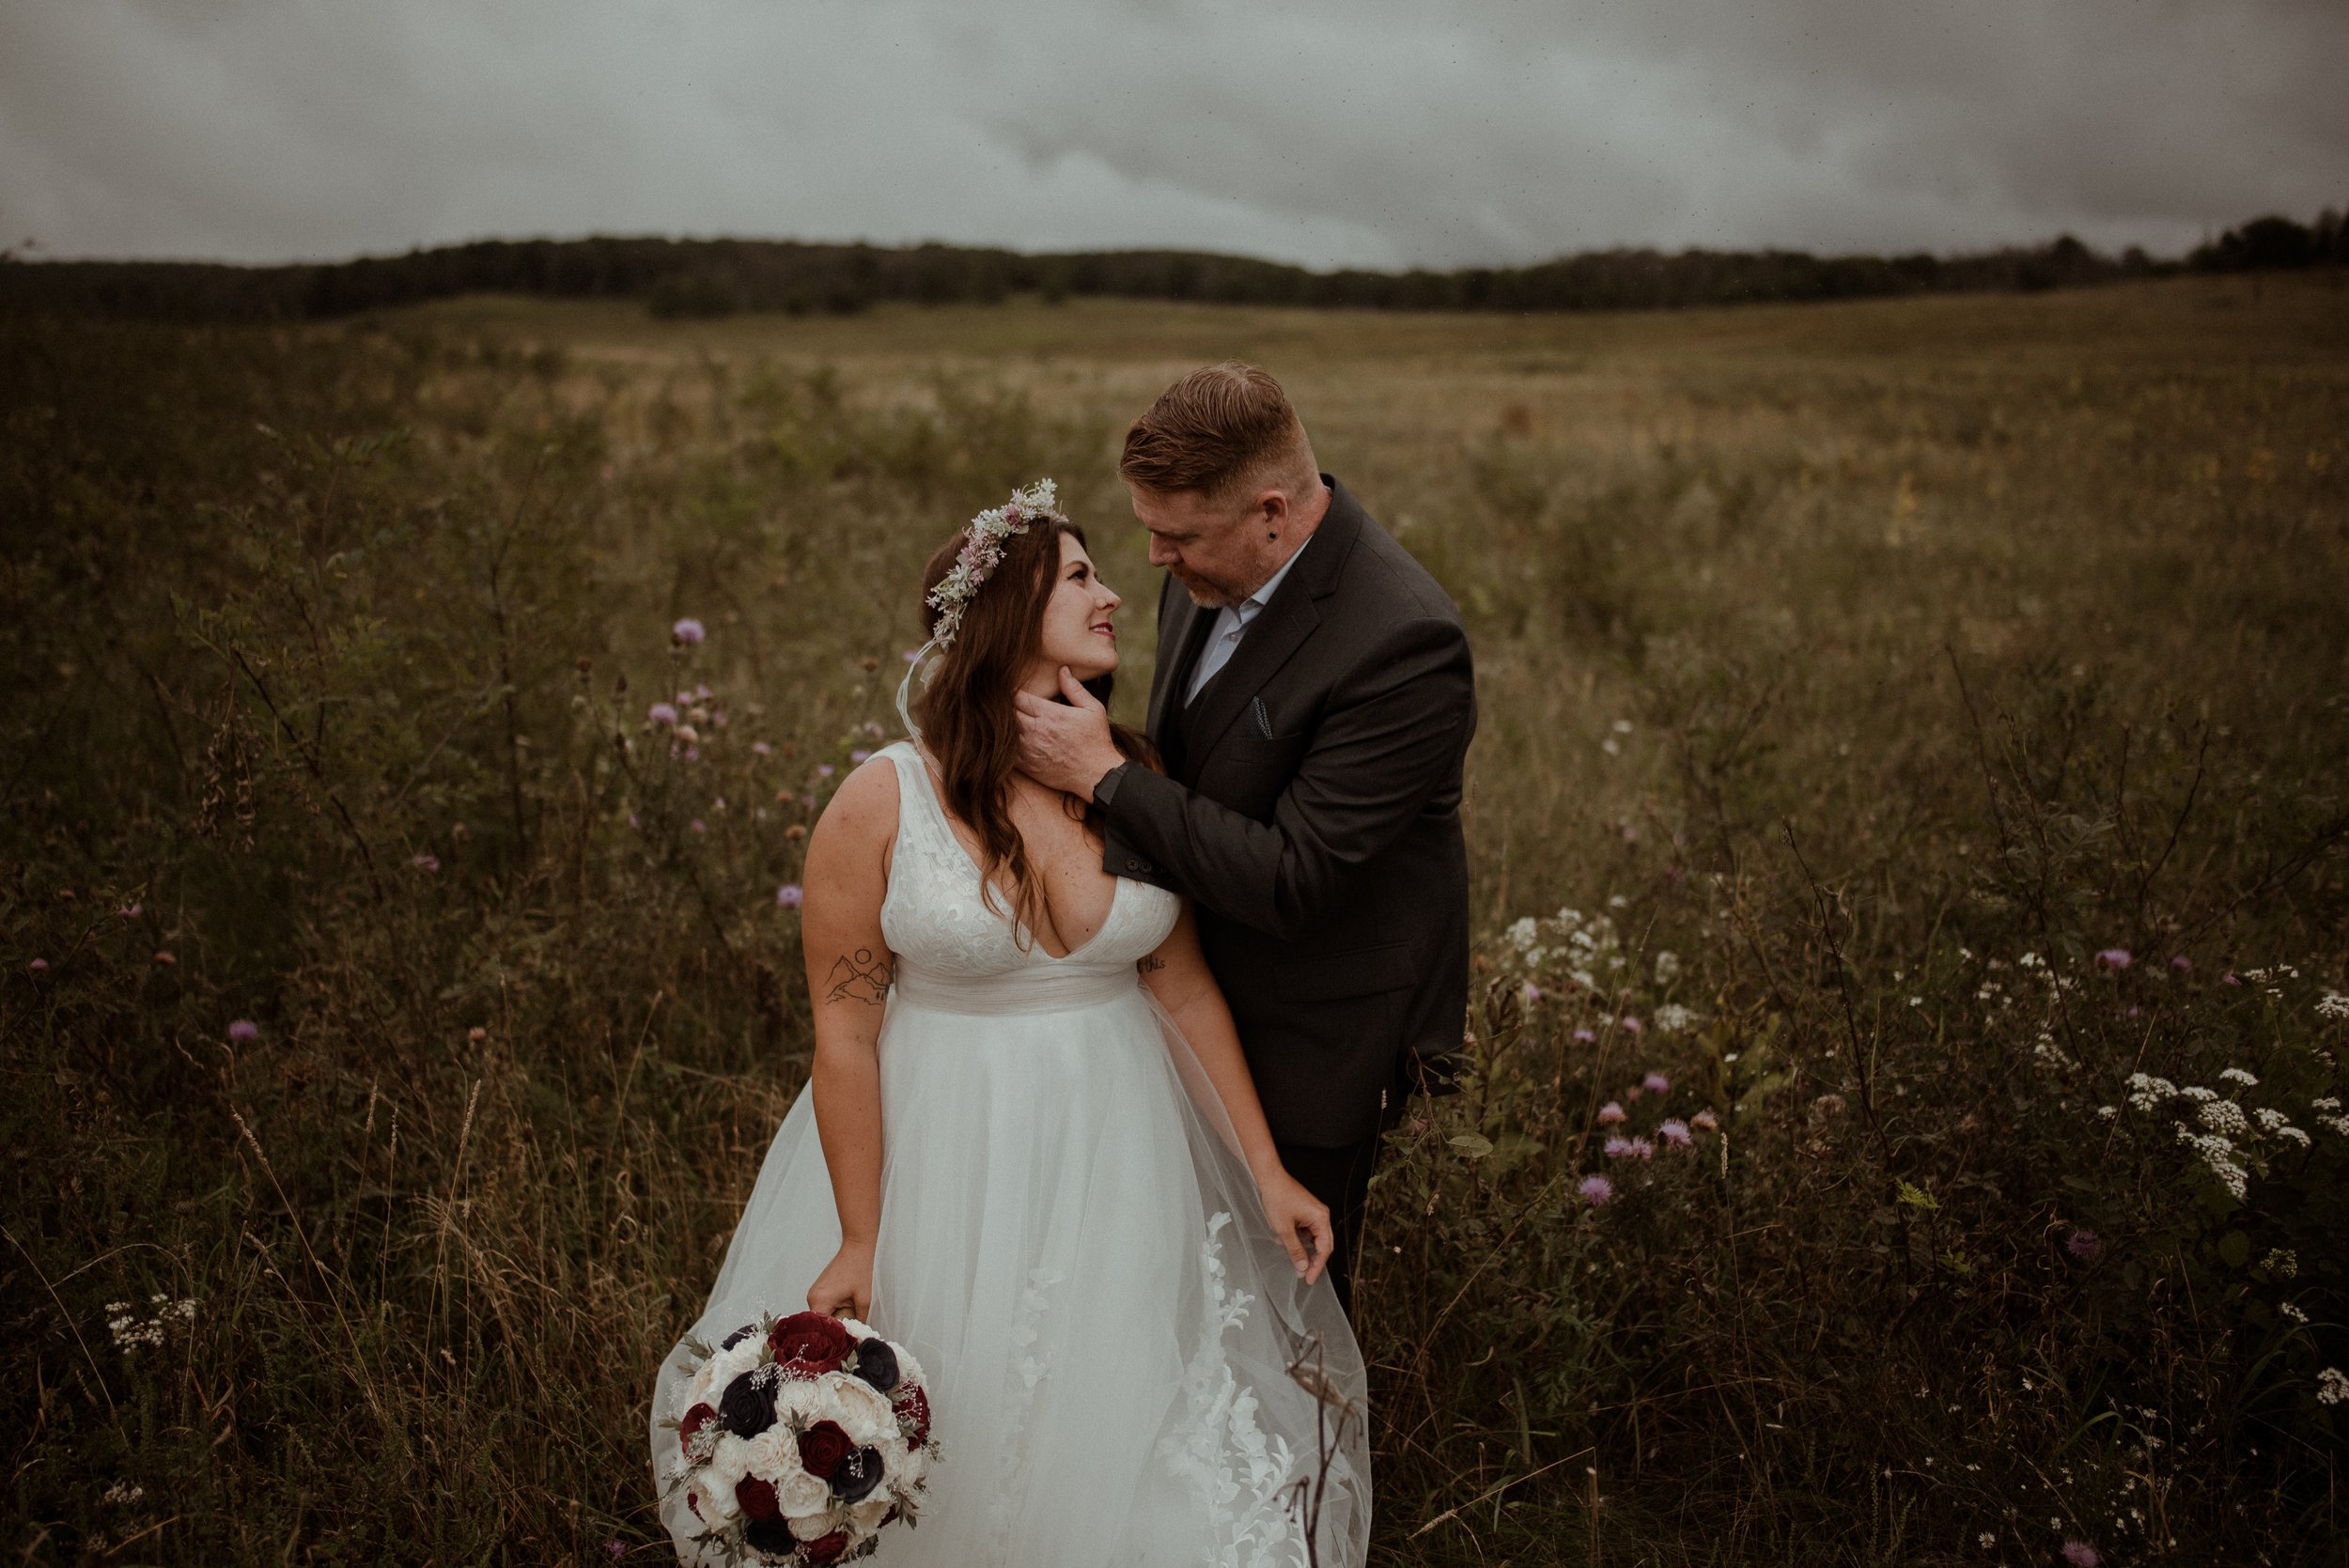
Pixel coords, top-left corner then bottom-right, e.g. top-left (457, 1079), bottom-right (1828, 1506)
top-left (1147, 587), bottom-right (1213, 746)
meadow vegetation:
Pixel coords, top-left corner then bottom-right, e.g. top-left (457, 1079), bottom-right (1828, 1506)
top-left (4, 275), bottom-right (2346, 1564)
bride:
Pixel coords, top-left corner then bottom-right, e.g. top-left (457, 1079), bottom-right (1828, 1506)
top-left (649, 481), bottom-right (1371, 1567)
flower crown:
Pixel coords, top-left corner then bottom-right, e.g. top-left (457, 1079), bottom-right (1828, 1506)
top-left (926, 478), bottom-right (1062, 648)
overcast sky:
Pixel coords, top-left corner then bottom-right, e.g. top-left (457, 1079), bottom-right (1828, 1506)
top-left (4, 0), bottom-right (2342, 271)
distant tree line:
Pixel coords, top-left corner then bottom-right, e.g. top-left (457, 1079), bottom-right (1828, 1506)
top-left (2, 209), bottom-right (2340, 323)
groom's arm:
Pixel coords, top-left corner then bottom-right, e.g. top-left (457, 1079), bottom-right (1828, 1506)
top-left (1101, 616), bottom-right (1472, 943)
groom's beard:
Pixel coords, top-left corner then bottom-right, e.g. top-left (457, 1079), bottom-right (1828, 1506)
top-left (1172, 570), bottom-right (1242, 611)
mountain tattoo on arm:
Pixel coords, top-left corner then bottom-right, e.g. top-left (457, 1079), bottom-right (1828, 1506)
top-left (825, 948), bottom-right (894, 1006)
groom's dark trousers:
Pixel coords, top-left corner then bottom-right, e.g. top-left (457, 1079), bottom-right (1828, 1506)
top-left (1095, 475), bottom-right (1476, 1313)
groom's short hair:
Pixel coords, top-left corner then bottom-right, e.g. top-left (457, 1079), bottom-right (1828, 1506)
top-left (1120, 362), bottom-right (1313, 503)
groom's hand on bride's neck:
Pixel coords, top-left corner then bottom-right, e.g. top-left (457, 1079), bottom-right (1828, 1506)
top-left (1014, 666), bottom-right (1124, 801)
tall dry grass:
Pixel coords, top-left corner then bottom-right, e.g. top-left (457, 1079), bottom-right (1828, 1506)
top-left (3, 277), bottom-right (2345, 1564)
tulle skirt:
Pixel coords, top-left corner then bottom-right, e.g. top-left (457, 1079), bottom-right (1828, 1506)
top-left (649, 970), bottom-right (1371, 1568)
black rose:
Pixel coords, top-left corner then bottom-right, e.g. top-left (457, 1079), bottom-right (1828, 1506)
top-left (851, 1339), bottom-right (899, 1394)
top-left (832, 1445), bottom-right (885, 1503)
top-left (719, 1366), bottom-right (779, 1438)
top-left (742, 1516), bottom-right (798, 1555)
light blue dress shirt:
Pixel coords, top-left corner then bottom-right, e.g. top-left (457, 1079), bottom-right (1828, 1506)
top-left (1184, 536), bottom-right (1312, 706)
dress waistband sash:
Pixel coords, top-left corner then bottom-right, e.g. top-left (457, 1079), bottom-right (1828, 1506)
top-left (890, 963), bottom-right (1141, 1017)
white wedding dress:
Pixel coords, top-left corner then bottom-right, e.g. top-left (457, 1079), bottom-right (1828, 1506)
top-left (650, 740), bottom-right (1370, 1567)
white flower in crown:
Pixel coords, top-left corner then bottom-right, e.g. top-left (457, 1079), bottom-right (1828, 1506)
top-left (926, 479), bottom-right (1062, 648)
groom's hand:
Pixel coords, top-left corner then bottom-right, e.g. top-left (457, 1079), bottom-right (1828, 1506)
top-left (1014, 667), bottom-right (1125, 801)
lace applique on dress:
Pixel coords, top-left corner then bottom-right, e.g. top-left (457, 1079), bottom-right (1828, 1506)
top-left (1157, 1214), bottom-right (1313, 1568)
top-left (987, 1266), bottom-right (1068, 1555)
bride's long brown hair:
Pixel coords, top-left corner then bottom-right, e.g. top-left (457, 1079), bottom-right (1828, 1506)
top-left (913, 508), bottom-right (1156, 948)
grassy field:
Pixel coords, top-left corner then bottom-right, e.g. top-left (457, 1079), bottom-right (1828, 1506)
top-left (4, 274), bottom-right (2346, 1565)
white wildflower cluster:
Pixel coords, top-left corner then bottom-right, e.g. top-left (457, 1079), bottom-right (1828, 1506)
top-left (1500, 906), bottom-right (1634, 995)
top-left (105, 1295), bottom-right (195, 1358)
top-left (2318, 1368), bottom-right (2349, 1406)
top-left (1653, 1002), bottom-right (1699, 1034)
top-left (2318, 990), bottom-right (2349, 1021)
top-left (102, 1481), bottom-right (144, 1506)
top-left (2311, 1096), bottom-right (2349, 1138)
top-left (2125, 1072), bottom-right (2317, 1202)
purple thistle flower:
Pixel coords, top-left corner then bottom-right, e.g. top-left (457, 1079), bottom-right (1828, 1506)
top-left (1658, 1118), bottom-right (1691, 1146)
top-left (1642, 1071), bottom-right (1670, 1093)
top-left (2170, 955), bottom-right (2191, 970)
top-left (648, 702), bottom-right (678, 726)
top-left (689, 818), bottom-right (706, 833)
top-left (2094, 948), bottom-right (2132, 970)
top-left (1520, 981), bottom-right (1542, 1005)
top-left (117, 903), bottom-right (141, 919)
top-left (1690, 1109), bottom-right (1719, 1131)
top-left (412, 853), bottom-right (440, 873)
top-left (776, 884), bottom-right (804, 909)
top-left (1626, 1136), bottom-right (1655, 1159)
top-left (751, 741), bottom-right (771, 757)
top-left (681, 746), bottom-right (699, 763)
top-left (671, 617), bottom-right (706, 645)
top-left (817, 764), bottom-right (835, 779)
top-left (2221, 970), bottom-right (2241, 986)
top-left (604, 1544), bottom-right (626, 1561)
top-left (1597, 1100), bottom-right (1626, 1125)
top-left (29, 958), bottom-right (49, 972)
top-left (2065, 1228), bottom-right (2102, 1262)
top-left (2061, 1542), bottom-right (2099, 1568)
top-left (693, 683), bottom-right (712, 700)
top-left (1579, 1174), bottom-right (1614, 1206)
top-left (1620, 1016), bottom-right (1643, 1035)
top-left (1603, 1135), bottom-right (1634, 1158)
top-left (849, 749), bottom-right (872, 764)
top-left (227, 1019), bottom-right (259, 1043)
top-left (1572, 1027), bottom-right (1596, 1043)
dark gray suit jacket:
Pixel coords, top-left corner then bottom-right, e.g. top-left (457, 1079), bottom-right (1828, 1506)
top-left (1098, 476), bottom-right (1475, 1148)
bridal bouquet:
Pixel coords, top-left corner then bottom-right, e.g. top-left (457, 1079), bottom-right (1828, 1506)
top-left (665, 1311), bottom-right (939, 1564)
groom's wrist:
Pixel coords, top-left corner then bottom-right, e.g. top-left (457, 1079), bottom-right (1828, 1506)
top-left (1091, 759), bottom-right (1130, 810)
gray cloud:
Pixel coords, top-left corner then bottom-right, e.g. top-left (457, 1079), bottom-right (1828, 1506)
top-left (2, 0), bottom-right (2341, 269)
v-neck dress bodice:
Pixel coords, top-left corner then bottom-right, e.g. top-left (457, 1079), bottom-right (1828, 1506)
top-left (877, 742), bottom-right (1177, 1008)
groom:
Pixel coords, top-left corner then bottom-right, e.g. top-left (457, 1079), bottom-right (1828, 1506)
top-left (1016, 362), bottom-right (1475, 1312)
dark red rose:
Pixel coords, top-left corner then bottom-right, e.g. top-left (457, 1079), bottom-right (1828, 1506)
top-left (797, 1419), bottom-right (854, 1479)
top-left (734, 1475), bottom-right (780, 1521)
top-left (686, 1489), bottom-right (702, 1521)
top-left (894, 1386), bottom-right (931, 1447)
top-left (799, 1530), bottom-right (850, 1566)
top-left (768, 1312), bottom-right (856, 1375)
top-left (678, 1402), bottom-right (719, 1454)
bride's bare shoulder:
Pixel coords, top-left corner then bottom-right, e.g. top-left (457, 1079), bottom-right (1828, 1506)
top-left (808, 749), bottom-right (904, 858)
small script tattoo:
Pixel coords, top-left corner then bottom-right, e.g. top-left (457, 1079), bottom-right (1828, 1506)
top-left (1137, 955), bottom-right (1167, 974)
top-left (825, 948), bottom-right (894, 1006)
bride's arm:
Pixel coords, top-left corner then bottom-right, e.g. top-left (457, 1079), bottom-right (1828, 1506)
top-left (1139, 904), bottom-right (1333, 1285)
top-left (801, 758), bottom-right (900, 1318)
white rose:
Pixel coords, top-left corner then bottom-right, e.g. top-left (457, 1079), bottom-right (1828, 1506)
top-left (705, 1434), bottom-right (754, 1493)
top-left (849, 1496), bottom-right (894, 1532)
top-left (823, 1373), bottom-right (897, 1445)
top-left (741, 1426), bottom-right (795, 1477)
top-left (788, 1511), bottom-right (839, 1543)
top-left (778, 1467), bottom-right (831, 1517)
top-left (890, 1343), bottom-right (928, 1389)
top-left (696, 1478), bottom-right (740, 1524)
